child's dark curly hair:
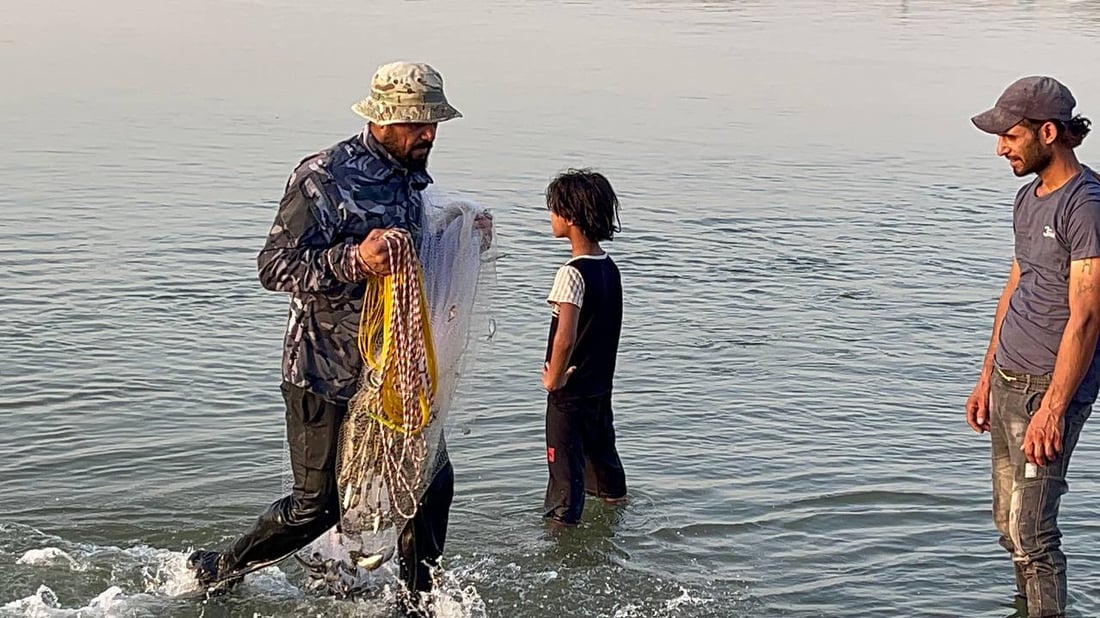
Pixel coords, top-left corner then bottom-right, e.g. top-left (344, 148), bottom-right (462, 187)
top-left (546, 168), bottom-right (621, 241)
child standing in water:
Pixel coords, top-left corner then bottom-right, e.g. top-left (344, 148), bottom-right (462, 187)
top-left (541, 168), bottom-right (628, 526)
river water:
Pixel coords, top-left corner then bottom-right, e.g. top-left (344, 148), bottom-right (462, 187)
top-left (3, 0), bottom-right (1100, 616)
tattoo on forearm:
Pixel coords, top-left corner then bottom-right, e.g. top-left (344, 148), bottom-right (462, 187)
top-left (1077, 281), bottom-right (1100, 296)
top-left (1076, 259), bottom-right (1099, 296)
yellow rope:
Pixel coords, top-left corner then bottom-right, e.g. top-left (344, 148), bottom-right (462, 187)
top-left (356, 231), bottom-right (438, 435)
top-left (336, 229), bottom-right (440, 528)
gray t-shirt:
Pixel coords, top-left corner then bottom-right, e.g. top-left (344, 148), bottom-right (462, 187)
top-left (996, 166), bottom-right (1100, 403)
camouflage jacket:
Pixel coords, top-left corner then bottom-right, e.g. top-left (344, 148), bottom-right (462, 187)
top-left (257, 131), bottom-right (430, 403)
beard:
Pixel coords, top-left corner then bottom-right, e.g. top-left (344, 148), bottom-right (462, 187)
top-left (1012, 140), bottom-right (1053, 177)
top-left (403, 145), bottom-right (431, 172)
top-left (376, 131), bottom-right (432, 172)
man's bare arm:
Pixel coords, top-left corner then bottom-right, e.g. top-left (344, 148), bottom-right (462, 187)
top-left (982, 259), bottom-right (1022, 378)
top-left (1023, 256), bottom-right (1100, 464)
top-left (1040, 257), bottom-right (1100, 414)
top-left (966, 259), bottom-right (1021, 433)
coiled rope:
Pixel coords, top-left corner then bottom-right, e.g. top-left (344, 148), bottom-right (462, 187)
top-left (336, 229), bottom-right (438, 531)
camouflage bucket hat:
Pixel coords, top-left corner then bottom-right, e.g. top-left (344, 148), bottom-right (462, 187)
top-left (352, 61), bottom-right (462, 126)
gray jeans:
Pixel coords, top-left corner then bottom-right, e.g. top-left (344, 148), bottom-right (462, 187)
top-left (991, 367), bottom-right (1092, 617)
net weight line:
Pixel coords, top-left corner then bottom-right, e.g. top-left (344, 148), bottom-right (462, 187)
top-left (336, 229), bottom-right (439, 537)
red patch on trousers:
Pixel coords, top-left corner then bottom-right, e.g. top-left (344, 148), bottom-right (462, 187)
top-left (547, 447), bottom-right (555, 463)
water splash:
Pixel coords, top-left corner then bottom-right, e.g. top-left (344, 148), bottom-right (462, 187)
top-left (2, 584), bottom-right (124, 617)
top-left (15, 549), bottom-right (84, 573)
top-left (2, 527), bottom-right (485, 618)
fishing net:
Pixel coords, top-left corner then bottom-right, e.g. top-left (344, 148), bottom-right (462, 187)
top-left (292, 190), bottom-right (496, 597)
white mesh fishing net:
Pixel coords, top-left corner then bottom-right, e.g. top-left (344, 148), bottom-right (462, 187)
top-left (287, 189), bottom-right (496, 597)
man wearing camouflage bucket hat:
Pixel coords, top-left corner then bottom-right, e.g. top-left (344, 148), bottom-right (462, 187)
top-left (352, 61), bottom-right (462, 127)
top-left (187, 61), bottom-right (483, 614)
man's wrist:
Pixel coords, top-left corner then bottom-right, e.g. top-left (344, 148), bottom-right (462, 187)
top-left (981, 356), bottom-right (995, 377)
top-left (352, 242), bottom-right (380, 278)
top-left (1039, 398), bottom-right (1068, 419)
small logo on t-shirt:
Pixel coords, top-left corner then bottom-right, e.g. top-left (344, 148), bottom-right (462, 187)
top-left (1043, 225), bottom-right (1057, 239)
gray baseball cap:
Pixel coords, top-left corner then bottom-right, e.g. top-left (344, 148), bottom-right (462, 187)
top-left (971, 76), bottom-right (1076, 134)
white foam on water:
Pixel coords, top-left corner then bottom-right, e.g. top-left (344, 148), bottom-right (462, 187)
top-left (14, 549), bottom-right (84, 572)
top-left (137, 545), bottom-right (301, 599)
top-left (1, 584), bottom-right (125, 618)
top-left (2, 543), bottom-right (295, 617)
top-left (611, 602), bottom-right (641, 618)
top-left (3, 585), bottom-right (59, 615)
top-left (663, 586), bottom-right (714, 611)
top-left (4, 536), bottom-right (486, 618)
top-left (608, 586), bottom-right (717, 618)
top-left (423, 565), bottom-right (488, 618)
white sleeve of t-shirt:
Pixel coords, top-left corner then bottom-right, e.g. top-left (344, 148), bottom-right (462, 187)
top-left (546, 264), bottom-right (585, 310)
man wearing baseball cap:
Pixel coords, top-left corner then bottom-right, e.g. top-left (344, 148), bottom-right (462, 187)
top-left (966, 75), bottom-right (1100, 617)
top-left (187, 61), bottom-right (481, 614)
